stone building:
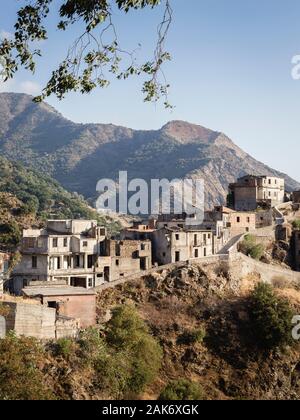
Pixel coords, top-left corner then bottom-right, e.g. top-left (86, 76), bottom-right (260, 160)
top-left (107, 239), bottom-right (152, 281)
top-left (293, 191), bottom-right (300, 204)
top-left (152, 227), bottom-right (214, 265)
top-left (228, 175), bottom-right (285, 211)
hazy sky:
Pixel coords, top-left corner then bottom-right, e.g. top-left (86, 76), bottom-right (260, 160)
top-left (1, 0), bottom-right (300, 180)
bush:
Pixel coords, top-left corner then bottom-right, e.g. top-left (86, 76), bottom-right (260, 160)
top-left (239, 235), bottom-right (264, 260)
top-left (53, 338), bottom-right (78, 360)
top-left (159, 379), bottom-right (204, 401)
top-left (103, 305), bottom-right (163, 397)
top-left (292, 220), bottom-right (300, 230)
top-left (249, 283), bottom-right (294, 350)
top-left (177, 328), bottom-right (206, 345)
top-left (0, 333), bottom-right (55, 400)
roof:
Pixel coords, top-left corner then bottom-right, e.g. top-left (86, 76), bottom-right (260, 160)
top-left (22, 286), bottom-right (96, 297)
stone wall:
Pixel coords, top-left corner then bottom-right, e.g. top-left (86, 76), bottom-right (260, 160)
top-left (5, 301), bottom-right (56, 340)
top-left (2, 300), bottom-right (80, 340)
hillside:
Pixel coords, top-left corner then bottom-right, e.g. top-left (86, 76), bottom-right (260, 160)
top-left (1, 261), bottom-right (300, 400)
top-left (0, 157), bottom-right (121, 250)
top-left (0, 93), bottom-right (299, 208)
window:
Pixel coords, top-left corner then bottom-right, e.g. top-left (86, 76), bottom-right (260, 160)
top-left (247, 217), bottom-right (250, 223)
top-left (88, 255), bottom-right (94, 269)
top-left (204, 248), bottom-right (207, 257)
top-left (269, 179), bottom-right (271, 185)
top-left (175, 234), bottom-right (180, 241)
top-left (52, 238), bottom-right (58, 248)
top-left (100, 228), bottom-right (106, 236)
top-left (32, 256), bottom-right (37, 269)
top-left (163, 252), bottom-right (166, 257)
top-left (208, 234), bottom-right (211, 239)
top-left (116, 259), bottom-right (119, 266)
top-left (83, 241), bottom-right (88, 247)
top-left (195, 249), bottom-right (199, 258)
top-left (237, 217), bottom-right (240, 223)
top-left (88, 278), bottom-right (94, 288)
top-left (63, 238), bottom-right (68, 247)
top-left (97, 273), bottom-right (103, 278)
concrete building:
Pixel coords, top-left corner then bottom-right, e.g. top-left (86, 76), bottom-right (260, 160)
top-left (12, 220), bottom-right (153, 294)
top-left (0, 252), bottom-right (9, 294)
top-left (228, 175), bottom-right (285, 211)
top-left (152, 227), bottom-right (214, 265)
top-left (22, 286), bottom-right (96, 329)
top-left (12, 220), bottom-right (109, 294)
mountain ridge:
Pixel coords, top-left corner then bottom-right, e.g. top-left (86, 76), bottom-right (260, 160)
top-left (0, 92), bottom-right (298, 208)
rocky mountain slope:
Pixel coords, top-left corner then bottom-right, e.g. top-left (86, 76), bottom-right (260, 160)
top-left (0, 92), bottom-right (299, 208)
top-left (96, 263), bottom-right (300, 400)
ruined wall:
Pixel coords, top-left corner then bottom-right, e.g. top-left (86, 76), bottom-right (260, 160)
top-left (5, 301), bottom-right (56, 340)
top-left (42, 294), bottom-right (96, 328)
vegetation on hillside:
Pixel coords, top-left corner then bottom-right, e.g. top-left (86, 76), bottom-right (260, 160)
top-left (0, 157), bottom-right (121, 250)
top-left (249, 283), bottom-right (294, 350)
top-left (0, 306), bottom-right (162, 400)
top-left (239, 235), bottom-right (265, 260)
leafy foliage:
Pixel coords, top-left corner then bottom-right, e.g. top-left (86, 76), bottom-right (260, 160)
top-left (239, 234), bottom-right (265, 260)
top-left (104, 305), bottom-right (163, 396)
top-left (249, 283), bottom-right (294, 350)
top-left (0, 0), bottom-right (173, 107)
top-left (292, 219), bottom-right (300, 230)
top-left (159, 379), bottom-right (204, 401)
top-left (0, 333), bottom-right (55, 400)
top-left (177, 328), bottom-right (206, 345)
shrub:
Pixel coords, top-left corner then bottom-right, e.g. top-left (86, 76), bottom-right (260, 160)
top-left (239, 235), bottom-right (264, 260)
top-left (106, 305), bottom-right (150, 349)
top-left (159, 379), bottom-right (204, 401)
top-left (53, 338), bottom-right (78, 360)
top-left (177, 328), bottom-right (206, 345)
top-left (292, 220), bottom-right (300, 230)
top-left (0, 333), bottom-right (55, 400)
top-left (104, 305), bottom-right (163, 396)
top-left (249, 283), bottom-right (294, 350)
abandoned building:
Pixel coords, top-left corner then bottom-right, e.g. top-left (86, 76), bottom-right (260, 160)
top-left (12, 220), bottom-right (152, 294)
top-left (151, 226), bottom-right (214, 265)
top-left (22, 285), bottom-right (96, 329)
top-left (228, 175), bottom-right (285, 211)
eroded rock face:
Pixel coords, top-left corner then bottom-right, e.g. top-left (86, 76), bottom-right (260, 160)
top-left (96, 262), bottom-right (300, 400)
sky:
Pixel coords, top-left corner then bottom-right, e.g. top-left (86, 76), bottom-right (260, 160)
top-left (0, 0), bottom-right (300, 180)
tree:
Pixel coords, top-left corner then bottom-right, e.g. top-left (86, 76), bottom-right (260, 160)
top-left (0, 0), bottom-right (173, 107)
top-left (249, 283), bottom-right (294, 350)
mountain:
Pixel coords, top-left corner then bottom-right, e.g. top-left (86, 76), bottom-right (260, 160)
top-left (0, 156), bottom-right (121, 250)
top-left (0, 92), bottom-right (299, 208)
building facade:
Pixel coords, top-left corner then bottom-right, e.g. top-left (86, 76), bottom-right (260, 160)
top-left (229, 175), bottom-right (285, 211)
top-left (12, 220), bottom-right (151, 294)
top-left (152, 227), bottom-right (214, 265)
